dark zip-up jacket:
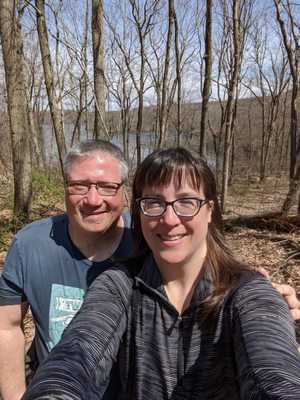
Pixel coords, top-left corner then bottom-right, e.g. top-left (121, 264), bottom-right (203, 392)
top-left (23, 256), bottom-right (300, 399)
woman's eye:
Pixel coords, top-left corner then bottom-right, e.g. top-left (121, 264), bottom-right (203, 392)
top-left (178, 199), bottom-right (196, 207)
top-left (147, 200), bottom-right (162, 208)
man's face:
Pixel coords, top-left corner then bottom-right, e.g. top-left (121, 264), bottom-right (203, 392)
top-left (65, 153), bottom-right (124, 237)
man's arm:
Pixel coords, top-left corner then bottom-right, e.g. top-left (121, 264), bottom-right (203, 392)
top-left (258, 267), bottom-right (300, 320)
top-left (0, 302), bottom-right (29, 400)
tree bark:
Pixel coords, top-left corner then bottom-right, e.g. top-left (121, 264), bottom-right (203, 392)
top-left (273, 0), bottom-right (300, 212)
top-left (0, 0), bottom-right (32, 215)
top-left (158, 0), bottom-right (174, 148)
top-left (199, 0), bottom-right (213, 157)
top-left (92, 0), bottom-right (107, 139)
top-left (220, 0), bottom-right (242, 213)
top-left (273, 0), bottom-right (299, 181)
top-left (35, 0), bottom-right (66, 174)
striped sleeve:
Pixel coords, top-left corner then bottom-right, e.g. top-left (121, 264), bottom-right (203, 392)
top-left (22, 266), bottom-right (133, 400)
top-left (232, 275), bottom-right (300, 399)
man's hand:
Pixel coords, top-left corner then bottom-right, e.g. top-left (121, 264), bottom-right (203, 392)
top-left (258, 267), bottom-right (300, 321)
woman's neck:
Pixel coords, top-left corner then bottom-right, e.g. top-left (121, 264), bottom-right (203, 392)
top-left (159, 260), bottom-right (205, 314)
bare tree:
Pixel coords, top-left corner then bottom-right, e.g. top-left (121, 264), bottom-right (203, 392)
top-left (273, 0), bottom-right (300, 213)
top-left (105, 0), bottom-right (160, 164)
top-left (173, 2), bottom-right (182, 146)
top-left (199, 0), bottom-right (213, 157)
top-left (214, 0), bottom-right (254, 212)
top-left (129, 0), bottom-right (160, 164)
top-left (35, 0), bottom-right (67, 173)
top-left (106, 44), bottom-right (135, 162)
top-left (0, 0), bottom-right (32, 215)
top-left (65, 0), bottom-right (92, 144)
top-left (245, 16), bottom-right (290, 182)
top-left (220, 0), bottom-right (242, 212)
top-left (157, 0), bottom-right (174, 148)
top-left (92, 0), bottom-right (107, 138)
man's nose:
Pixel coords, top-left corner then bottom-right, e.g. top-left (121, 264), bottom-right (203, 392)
top-left (83, 186), bottom-right (104, 206)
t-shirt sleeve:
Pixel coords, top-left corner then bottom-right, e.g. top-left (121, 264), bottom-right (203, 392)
top-left (0, 237), bottom-right (27, 304)
top-left (22, 265), bottom-right (133, 400)
top-left (232, 274), bottom-right (300, 398)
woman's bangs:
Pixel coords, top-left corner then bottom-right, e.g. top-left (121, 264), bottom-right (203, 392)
top-left (141, 162), bottom-right (202, 192)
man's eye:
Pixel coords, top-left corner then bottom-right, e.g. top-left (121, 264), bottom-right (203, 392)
top-left (73, 184), bottom-right (87, 189)
top-left (103, 185), bottom-right (118, 190)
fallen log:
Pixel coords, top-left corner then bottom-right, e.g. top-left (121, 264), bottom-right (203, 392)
top-left (223, 211), bottom-right (300, 233)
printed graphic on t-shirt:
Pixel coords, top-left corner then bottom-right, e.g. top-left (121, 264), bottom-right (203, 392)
top-left (48, 284), bottom-right (84, 350)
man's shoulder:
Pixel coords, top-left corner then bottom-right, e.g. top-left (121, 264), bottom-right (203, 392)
top-left (122, 211), bottom-right (131, 227)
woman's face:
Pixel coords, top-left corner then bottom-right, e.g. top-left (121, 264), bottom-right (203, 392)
top-left (140, 175), bottom-right (212, 271)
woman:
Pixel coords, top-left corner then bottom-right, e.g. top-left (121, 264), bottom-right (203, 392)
top-left (23, 148), bottom-right (300, 399)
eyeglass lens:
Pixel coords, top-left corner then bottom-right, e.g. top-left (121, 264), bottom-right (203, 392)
top-left (67, 182), bottom-right (121, 196)
top-left (139, 198), bottom-right (203, 217)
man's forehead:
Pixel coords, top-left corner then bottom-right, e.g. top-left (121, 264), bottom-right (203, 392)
top-left (68, 153), bottom-right (121, 177)
top-left (72, 153), bottom-right (119, 166)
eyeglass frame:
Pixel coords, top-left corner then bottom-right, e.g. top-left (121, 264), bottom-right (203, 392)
top-left (136, 197), bottom-right (210, 217)
top-left (65, 181), bottom-right (124, 196)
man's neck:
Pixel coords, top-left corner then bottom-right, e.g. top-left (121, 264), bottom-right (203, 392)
top-left (69, 216), bottom-right (124, 262)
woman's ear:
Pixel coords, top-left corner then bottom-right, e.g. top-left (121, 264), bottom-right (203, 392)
top-left (207, 201), bottom-right (213, 223)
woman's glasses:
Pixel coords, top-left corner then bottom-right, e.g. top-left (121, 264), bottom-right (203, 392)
top-left (136, 197), bottom-right (209, 217)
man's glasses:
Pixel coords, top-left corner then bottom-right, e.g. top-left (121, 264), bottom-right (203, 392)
top-left (136, 197), bottom-right (209, 217)
top-left (66, 181), bottom-right (123, 196)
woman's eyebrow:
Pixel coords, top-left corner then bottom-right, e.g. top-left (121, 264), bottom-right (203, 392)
top-left (141, 190), bottom-right (201, 197)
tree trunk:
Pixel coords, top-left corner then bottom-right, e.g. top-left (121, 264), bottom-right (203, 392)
top-left (158, 0), bottom-right (174, 148)
top-left (92, 0), bottom-right (107, 139)
top-left (199, 0), bottom-right (213, 157)
top-left (173, 3), bottom-right (182, 147)
top-left (220, 0), bottom-right (242, 213)
top-left (273, 0), bottom-right (300, 211)
top-left (282, 163), bottom-right (300, 214)
top-left (35, 0), bottom-right (66, 174)
top-left (0, 0), bottom-right (32, 215)
top-left (273, 0), bottom-right (299, 180)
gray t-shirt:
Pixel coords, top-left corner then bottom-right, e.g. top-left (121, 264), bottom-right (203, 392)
top-left (0, 212), bottom-right (132, 362)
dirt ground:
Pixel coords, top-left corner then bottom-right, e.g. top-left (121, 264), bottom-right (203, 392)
top-left (0, 179), bottom-right (299, 343)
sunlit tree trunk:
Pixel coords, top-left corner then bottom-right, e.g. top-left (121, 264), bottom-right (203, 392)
top-left (158, 0), bottom-right (174, 148)
top-left (0, 0), bottom-right (32, 215)
top-left (273, 0), bottom-right (300, 213)
top-left (92, 0), bottom-right (107, 139)
top-left (220, 0), bottom-right (242, 213)
top-left (199, 0), bottom-right (213, 157)
top-left (35, 0), bottom-right (66, 174)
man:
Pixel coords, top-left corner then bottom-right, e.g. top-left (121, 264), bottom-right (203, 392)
top-left (0, 140), bottom-right (132, 400)
top-left (0, 139), bottom-right (299, 400)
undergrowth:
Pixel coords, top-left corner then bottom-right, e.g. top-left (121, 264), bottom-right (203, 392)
top-left (0, 167), bottom-right (65, 252)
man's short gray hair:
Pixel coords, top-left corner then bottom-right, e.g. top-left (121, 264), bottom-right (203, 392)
top-left (63, 140), bottom-right (128, 182)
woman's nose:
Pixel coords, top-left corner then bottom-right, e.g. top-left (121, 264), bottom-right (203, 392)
top-left (161, 204), bottom-right (181, 225)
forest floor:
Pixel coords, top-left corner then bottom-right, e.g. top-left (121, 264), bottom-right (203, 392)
top-left (0, 176), bottom-right (299, 345)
